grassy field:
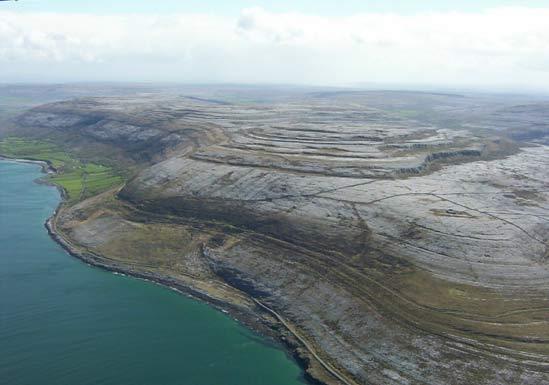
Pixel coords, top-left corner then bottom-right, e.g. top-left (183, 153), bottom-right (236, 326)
top-left (0, 137), bottom-right (124, 202)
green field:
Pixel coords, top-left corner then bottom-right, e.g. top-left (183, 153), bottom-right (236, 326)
top-left (0, 137), bottom-right (124, 202)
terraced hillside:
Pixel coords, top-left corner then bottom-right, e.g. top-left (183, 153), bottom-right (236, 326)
top-left (5, 89), bottom-right (549, 385)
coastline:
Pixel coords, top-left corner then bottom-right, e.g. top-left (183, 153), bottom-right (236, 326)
top-left (45, 206), bottom-right (331, 385)
top-left (1, 157), bottom-right (336, 385)
top-left (0, 155), bottom-right (55, 173)
top-left (0, 156), bottom-right (67, 200)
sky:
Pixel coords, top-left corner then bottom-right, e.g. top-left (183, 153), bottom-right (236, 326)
top-left (1, 1), bottom-right (548, 90)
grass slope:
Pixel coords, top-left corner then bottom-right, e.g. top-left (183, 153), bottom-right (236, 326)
top-left (0, 137), bottom-right (124, 202)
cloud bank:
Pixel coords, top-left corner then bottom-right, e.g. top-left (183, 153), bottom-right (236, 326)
top-left (1, 7), bottom-right (548, 89)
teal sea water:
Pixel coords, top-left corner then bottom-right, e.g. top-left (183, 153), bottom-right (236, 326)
top-left (0, 161), bottom-right (305, 385)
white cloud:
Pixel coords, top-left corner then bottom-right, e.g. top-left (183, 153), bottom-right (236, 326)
top-left (0, 7), bottom-right (548, 89)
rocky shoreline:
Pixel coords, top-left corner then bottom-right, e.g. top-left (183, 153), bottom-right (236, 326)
top-left (1, 155), bottom-right (334, 385)
top-left (45, 209), bottom-right (332, 385)
top-left (29, 164), bottom-right (334, 385)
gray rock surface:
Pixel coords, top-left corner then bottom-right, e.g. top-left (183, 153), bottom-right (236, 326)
top-left (15, 90), bottom-right (549, 385)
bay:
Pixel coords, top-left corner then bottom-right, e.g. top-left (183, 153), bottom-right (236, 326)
top-left (0, 160), bottom-right (305, 385)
